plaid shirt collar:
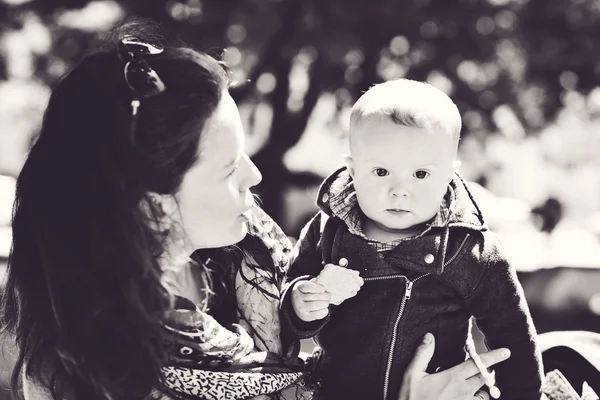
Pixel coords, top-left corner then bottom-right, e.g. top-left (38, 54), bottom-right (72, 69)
top-left (328, 181), bottom-right (454, 252)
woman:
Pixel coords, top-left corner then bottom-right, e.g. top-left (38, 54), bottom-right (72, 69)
top-left (0, 21), bottom-right (509, 400)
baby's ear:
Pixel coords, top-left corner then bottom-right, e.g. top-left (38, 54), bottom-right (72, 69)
top-left (449, 159), bottom-right (462, 182)
top-left (344, 155), bottom-right (355, 178)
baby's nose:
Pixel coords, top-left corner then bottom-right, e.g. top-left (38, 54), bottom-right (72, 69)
top-left (389, 184), bottom-right (409, 198)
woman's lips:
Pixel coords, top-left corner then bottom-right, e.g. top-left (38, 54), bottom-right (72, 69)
top-left (240, 208), bottom-right (252, 221)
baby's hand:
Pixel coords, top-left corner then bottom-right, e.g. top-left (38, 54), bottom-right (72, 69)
top-left (314, 259), bottom-right (364, 306)
top-left (291, 280), bottom-right (332, 322)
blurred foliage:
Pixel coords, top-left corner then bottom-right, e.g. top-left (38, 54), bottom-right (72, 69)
top-left (1, 0), bottom-right (599, 226)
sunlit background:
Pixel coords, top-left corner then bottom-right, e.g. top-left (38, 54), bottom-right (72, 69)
top-left (1, 0), bottom-right (600, 397)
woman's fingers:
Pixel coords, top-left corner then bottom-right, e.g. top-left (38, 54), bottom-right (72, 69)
top-left (404, 333), bottom-right (436, 377)
top-left (465, 373), bottom-right (486, 394)
top-left (397, 334), bottom-right (436, 400)
top-left (454, 348), bottom-right (511, 379)
top-left (397, 337), bottom-right (506, 400)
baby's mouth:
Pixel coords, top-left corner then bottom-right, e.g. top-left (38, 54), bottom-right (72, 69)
top-left (386, 208), bottom-right (409, 215)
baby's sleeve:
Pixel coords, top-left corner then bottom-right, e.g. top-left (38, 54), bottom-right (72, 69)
top-left (279, 212), bottom-right (330, 339)
top-left (464, 233), bottom-right (544, 400)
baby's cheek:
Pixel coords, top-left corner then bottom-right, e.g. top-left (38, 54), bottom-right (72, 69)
top-left (356, 193), bottom-right (380, 218)
top-left (356, 178), bottom-right (379, 194)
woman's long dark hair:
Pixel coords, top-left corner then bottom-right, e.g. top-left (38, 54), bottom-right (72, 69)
top-left (1, 20), bottom-right (229, 399)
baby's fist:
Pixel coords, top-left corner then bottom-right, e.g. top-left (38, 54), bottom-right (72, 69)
top-left (291, 280), bottom-right (331, 322)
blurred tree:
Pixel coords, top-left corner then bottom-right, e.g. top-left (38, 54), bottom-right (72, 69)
top-left (520, 0), bottom-right (600, 127)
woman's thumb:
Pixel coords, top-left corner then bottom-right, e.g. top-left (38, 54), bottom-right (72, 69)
top-left (405, 333), bottom-right (435, 375)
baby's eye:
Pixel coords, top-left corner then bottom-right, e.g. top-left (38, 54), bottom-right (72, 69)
top-left (414, 170), bottom-right (429, 179)
top-left (373, 168), bottom-right (389, 177)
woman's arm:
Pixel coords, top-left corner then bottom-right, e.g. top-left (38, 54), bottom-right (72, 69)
top-left (397, 333), bottom-right (511, 400)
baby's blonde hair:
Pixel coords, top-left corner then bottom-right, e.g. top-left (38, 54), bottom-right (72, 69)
top-left (350, 79), bottom-right (462, 145)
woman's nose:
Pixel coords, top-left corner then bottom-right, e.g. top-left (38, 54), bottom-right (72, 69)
top-left (242, 155), bottom-right (262, 190)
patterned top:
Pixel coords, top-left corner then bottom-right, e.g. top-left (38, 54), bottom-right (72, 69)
top-left (327, 181), bottom-right (454, 252)
top-left (157, 204), bottom-right (312, 400)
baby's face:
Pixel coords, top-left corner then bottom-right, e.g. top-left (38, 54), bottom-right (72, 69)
top-left (349, 119), bottom-right (457, 233)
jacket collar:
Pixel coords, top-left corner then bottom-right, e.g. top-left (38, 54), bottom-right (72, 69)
top-left (315, 166), bottom-right (486, 232)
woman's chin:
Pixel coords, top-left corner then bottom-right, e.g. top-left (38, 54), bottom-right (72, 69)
top-left (221, 221), bottom-right (249, 246)
top-left (190, 222), bottom-right (248, 250)
top-left (232, 221), bottom-right (249, 243)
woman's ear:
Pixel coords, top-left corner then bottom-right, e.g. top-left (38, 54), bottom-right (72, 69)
top-left (147, 192), bottom-right (178, 216)
top-left (344, 155), bottom-right (355, 178)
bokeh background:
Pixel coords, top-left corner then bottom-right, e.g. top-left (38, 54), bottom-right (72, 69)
top-left (1, 0), bottom-right (600, 398)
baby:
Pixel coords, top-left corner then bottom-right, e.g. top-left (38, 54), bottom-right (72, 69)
top-left (281, 79), bottom-right (544, 400)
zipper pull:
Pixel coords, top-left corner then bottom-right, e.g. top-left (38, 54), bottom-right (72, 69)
top-left (405, 280), bottom-right (414, 300)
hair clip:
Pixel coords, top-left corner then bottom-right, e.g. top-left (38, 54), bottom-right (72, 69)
top-left (118, 36), bottom-right (166, 116)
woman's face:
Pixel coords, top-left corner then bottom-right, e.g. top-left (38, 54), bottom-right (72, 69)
top-left (175, 91), bottom-right (262, 249)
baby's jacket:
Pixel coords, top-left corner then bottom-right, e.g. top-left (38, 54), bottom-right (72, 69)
top-left (281, 166), bottom-right (544, 400)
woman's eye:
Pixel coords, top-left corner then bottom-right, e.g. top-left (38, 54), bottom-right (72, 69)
top-left (373, 168), bottom-right (389, 177)
top-left (227, 165), bottom-right (239, 178)
top-left (414, 170), bottom-right (429, 179)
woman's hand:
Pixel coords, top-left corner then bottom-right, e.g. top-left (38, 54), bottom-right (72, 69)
top-left (398, 333), bottom-right (511, 400)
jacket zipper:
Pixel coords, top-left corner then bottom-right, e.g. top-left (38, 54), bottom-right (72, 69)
top-left (444, 233), bottom-right (470, 267)
top-left (370, 233), bottom-right (471, 400)
top-left (382, 277), bottom-right (410, 400)
top-left (361, 273), bottom-right (408, 400)
top-left (381, 275), bottom-right (429, 400)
